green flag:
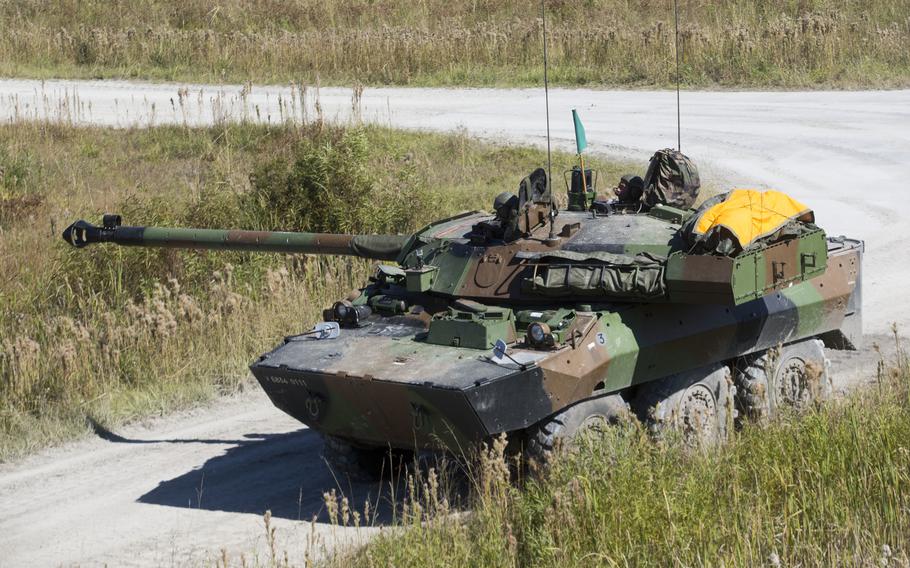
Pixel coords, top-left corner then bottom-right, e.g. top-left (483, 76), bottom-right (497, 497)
top-left (572, 109), bottom-right (587, 154)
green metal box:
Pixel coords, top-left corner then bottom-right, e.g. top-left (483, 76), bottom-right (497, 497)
top-left (426, 306), bottom-right (516, 349)
top-left (666, 229), bottom-right (828, 304)
top-left (406, 266), bottom-right (439, 292)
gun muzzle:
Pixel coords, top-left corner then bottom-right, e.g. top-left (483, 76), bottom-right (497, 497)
top-left (62, 215), bottom-right (124, 248)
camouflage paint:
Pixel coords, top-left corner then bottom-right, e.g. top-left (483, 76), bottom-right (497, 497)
top-left (63, 220), bottom-right (408, 260)
top-left (248, 239), bottom-right (859, 450)
top-left (63, 208), bottom-right (862, 453)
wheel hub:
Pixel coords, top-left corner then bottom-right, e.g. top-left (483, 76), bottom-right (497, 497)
top-left (679, 384), bottom-right (718, 445)
top-left (577, 413), bottom-right (609, 438)
top-left (778, 357), bottom-right (812, 407)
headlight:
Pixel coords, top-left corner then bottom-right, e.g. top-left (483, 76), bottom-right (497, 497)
top-left (333, 301), bottom-right (351, 321)
top-left (332, 300), bottom-right (372, 327)
top-left (527, 322), bottom-right (554, 348)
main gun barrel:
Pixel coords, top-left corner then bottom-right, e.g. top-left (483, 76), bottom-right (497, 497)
top-left (62, 215), bottom-right (408, 262)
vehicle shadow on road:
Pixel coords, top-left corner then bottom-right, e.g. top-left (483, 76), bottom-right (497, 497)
top-left (129, 427), bottom-right (407, 523)
top-left (87, 417), bottom-right (253, 446)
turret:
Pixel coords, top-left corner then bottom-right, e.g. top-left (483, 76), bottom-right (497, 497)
top-left (61, 215), bottom-right (409, 262)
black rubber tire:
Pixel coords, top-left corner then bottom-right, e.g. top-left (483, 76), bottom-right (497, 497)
top-left (524, 393), bottom-right (630, 472)
top-left (734, 338), bottom-right (831, 422)
top-left (634, 363), bottom-right (735, 447)
top-left (322, 435), bottom-right (409, 482)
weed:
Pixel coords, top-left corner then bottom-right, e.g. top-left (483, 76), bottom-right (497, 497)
top-left (342, 338), bottom-right (910, 567)
top-left (0, 1), bottom-right (906, 88)
top-left (0, 119), bottom-right (630, 461)
top-left (0, 146), bottom-right (44, 225)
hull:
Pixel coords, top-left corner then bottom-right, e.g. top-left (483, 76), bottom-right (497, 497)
top-left (250, 319), bottom-right (552, 449)
top-left (251, 238), bottom-right (862, 450)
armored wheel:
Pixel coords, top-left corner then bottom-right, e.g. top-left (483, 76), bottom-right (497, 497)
top-left (734, 338), bottom-right (831, 421)
top-left (524, 393), bottom-right (630, 472)
top-left (634, 364), bottom-right (735, 447)
top-left (322, 435), bottom-right (411, 482)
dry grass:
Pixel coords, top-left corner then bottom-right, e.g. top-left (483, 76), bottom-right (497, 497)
top-left (0, 0), bottom-right (907, 88)
top-left (0, 117), bottom-right (631, 461)
top-left (336, 333), bottom-right (910, 568)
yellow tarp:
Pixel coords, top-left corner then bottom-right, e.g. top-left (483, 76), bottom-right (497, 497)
top-left (693, 189), bottom-right (813, 248)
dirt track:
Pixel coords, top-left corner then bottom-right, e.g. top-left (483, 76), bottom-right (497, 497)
top-left (0, 80), bottom-right (908, 566)
top-left (0, 387), bottom-right (384, 566)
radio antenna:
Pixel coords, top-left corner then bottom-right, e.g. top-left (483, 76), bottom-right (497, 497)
top-left (541, 0), bottom-right (553, 190)
top-left (541, 0), bottom-right (559, 243)
top-left (674, 0), bottom-right (682, 151)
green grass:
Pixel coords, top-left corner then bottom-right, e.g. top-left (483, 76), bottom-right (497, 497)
top-left (0, 0), bottom-right (907, 88)
top-left (343, 338), bottom-right (910, 567)
top-left (0, 119), bottom-right (631, 461)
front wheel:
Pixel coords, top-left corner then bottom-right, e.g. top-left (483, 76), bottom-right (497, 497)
top-left (524, 393), bottom-right (630, 472)
top-left (321, 435), bottom-right (412, 482)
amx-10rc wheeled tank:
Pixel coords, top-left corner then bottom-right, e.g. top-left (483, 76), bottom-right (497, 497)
top-left (63, 151), bottom-right (862, 473)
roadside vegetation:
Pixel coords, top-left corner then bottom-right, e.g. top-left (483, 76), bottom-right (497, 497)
top-left (0, 117), bottom-right (629, 461)
top-left (0, 0), bottom-right (907, 88)
top-left (336, 335), bottom-right (910, 567)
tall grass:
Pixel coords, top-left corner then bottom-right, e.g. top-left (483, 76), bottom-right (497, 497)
top-left (345, 336), bottom-right (910, 567)
top-left (0, 0), bottom-right (907, 88)
top-left (0, 118), bottom-right (630, 461)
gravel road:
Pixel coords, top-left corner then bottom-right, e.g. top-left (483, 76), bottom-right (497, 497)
top-left (0, 79), bottom-right (907, 566)
top-left (0, 387), bottom-right (382, 567)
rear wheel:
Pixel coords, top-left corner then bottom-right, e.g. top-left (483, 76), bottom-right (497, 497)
top-left (735, 338), bottom-right (831, 421)
top-left (524, 393), bottom-right (630, 472)
top-left (634, 364), bottom-right (735, 447)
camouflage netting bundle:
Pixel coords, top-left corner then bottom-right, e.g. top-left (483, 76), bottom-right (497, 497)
top-left (641, 148), bottom-right (701, 209)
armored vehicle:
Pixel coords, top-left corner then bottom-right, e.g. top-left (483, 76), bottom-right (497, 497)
top-left (62, 160), bottom-right (862, 473)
